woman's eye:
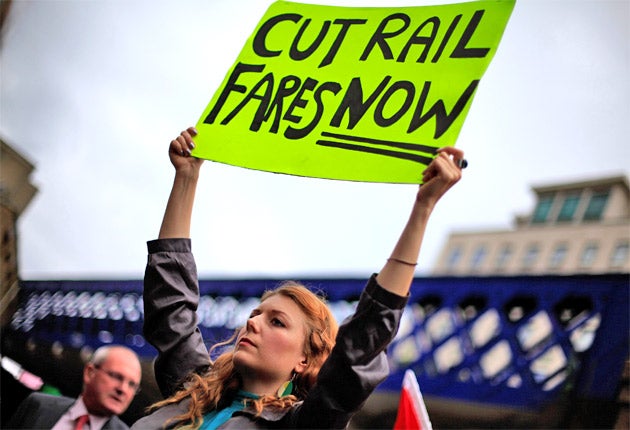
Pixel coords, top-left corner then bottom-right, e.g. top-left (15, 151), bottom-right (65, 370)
top-left (271, 318), bottom-right (286, 327)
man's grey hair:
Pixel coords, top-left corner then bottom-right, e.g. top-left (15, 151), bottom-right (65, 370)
top-left (88, 345), bottom-right (137, 366)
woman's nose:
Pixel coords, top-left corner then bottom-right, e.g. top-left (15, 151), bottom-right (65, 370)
top-left (246, 315), bottom-right (260, 332)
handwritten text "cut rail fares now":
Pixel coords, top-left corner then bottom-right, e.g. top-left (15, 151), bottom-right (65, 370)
top-left (204, 9), bottom-right (492, 141)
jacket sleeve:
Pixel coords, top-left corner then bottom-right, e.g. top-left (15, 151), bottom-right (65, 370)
top-left (6, 393), bottom-right (73, 429)
top-left (6, 392), bottom-right (35, 428)
top-left (293, 274), bottom-right (408, 429)
top-left (143, 238), bottom-right (210, 398)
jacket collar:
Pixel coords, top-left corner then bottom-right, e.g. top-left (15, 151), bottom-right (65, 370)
top-left (235, 400), bottom-right (303, 422)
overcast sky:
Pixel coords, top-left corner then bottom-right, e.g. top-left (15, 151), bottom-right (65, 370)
top-left (1, 0), bottom-right (628, 280)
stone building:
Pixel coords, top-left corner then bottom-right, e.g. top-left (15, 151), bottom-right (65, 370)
top-left (0, 138), bottom-right (38, 327)
top-left (432, 174), bottom-right (630, 276)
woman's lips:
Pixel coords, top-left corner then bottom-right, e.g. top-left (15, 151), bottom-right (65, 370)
top-left (238, 337), bottom-right (255, 347)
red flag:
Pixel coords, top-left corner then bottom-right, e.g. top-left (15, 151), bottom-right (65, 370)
top-left (393, 369), bottom-right (432, 430)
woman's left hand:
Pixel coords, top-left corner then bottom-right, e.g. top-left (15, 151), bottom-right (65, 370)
top-left (417, 146), bottom-right (465, 208)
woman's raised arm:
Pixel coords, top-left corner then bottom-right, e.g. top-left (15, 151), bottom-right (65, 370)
top-left (158, 127), bottom-right (204, 239)
top-left (376, 146), bottom-right (465, 297)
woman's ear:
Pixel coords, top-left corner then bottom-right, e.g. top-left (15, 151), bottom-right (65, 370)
top-left (294, 358), bottom-right (308, 373)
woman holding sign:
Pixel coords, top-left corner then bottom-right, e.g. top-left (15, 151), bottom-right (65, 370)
top-left (132, 127), bottom-right (464, 429)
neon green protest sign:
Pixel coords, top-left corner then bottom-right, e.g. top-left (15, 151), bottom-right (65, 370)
top-left (194, 0), bottom-right (515, 183)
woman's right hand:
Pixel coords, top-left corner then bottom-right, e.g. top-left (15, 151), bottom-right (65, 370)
top-left (169, 127), bottom-right (204, 175)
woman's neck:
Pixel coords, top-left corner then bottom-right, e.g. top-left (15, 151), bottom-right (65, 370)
top-left (240, 377), bottom-right (283, 397)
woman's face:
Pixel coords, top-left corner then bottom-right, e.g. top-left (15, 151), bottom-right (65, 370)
top-left (233, 294), bottom-right (308, 392)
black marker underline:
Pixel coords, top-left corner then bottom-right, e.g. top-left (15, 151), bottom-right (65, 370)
top-left (320, 132), bottom-right (437, 154)
top-left (316, 139), bottom-right (434, 165)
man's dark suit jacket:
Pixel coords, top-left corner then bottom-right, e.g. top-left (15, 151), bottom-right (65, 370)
top-left (5, 392), bottom-right (129, 430)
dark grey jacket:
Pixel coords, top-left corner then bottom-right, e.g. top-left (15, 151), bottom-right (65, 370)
top-left (132, 238), bottom-right (406, 429)
top-left (6, 392), bottom-right (129, 430)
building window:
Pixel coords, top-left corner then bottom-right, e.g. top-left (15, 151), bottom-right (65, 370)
top-left (583, 190), bottom-right (609, 221)
top-left (549, 243), bottom-right (568, 269)
top-left (610, 242), bottom-right (629, 268)
top-left (470, 245), bottom-right (488, 271)
top-left (522, 244), bottom-right (539, 270)
top-left (532, 194), bottom-right (555, 224)
top-left (579, 243), bottom-right (598, 268)
top-left (446, 246), bottom-right (462, 270)
top-left (495, 244), bottom-right (513, 270)
top-left (556, 192), bottom-right (581, 222)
